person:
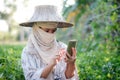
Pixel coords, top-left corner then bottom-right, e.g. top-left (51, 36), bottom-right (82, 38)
top-left (20, 5), bottom-right (79, 80)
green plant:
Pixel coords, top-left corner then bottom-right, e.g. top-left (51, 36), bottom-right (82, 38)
top-left (63, 0), bottom-right (120, 79)
top-left (0, 45), bottom-right (25, 80)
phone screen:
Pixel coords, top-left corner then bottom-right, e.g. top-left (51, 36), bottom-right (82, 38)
top-left (67, 40), bottom-right (77, 56)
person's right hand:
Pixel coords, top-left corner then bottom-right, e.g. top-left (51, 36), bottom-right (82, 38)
top-left (50, 48), bottom-right (65, 66)
top-left (50, 55), bottom-right (61, 66)
top-left (41, 53), bottom-right (62, 78)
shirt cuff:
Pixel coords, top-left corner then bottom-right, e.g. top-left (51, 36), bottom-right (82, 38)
top-left (63, 71), bottom-right (76, 80)
top-left (31, 67), bottom-right (44, 80)
top-left (66, 75), bottom-right (76, 80)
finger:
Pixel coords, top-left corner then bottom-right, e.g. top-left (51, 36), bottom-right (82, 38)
top-left (72, 47), bottom-right (76, 57)
top-left (65, 53), bottom-right (74, 62)
top-left (64, 57), bottom-right (70, 63)
top-left (55, 55), bottom-right (60, 60)
top-left (59, 48), bottom-right (65, 56)
top-left (56, 52), bottom-right (64, 61)
top-left (65, 52), bottom-right (76, 63)
top-left (60, 49), bottom-right (65, 57)
top-left (58, 50), bottom-right (62, 55)
top-left (65, 57), bottom-right (76, 63)
top-left (64, 57), bottom-right (67, 62)
top-left (66, 52), bottom-right (72, 59)
top-left (62, 49), bottom-right (66, 56)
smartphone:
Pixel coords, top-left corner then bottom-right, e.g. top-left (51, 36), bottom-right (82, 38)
top-left (67, 40), bottom-right (77, 56)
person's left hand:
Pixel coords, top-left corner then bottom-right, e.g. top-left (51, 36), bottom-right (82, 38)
top-left (58, 48), bottom-right (76, 64)
top-left (64, 48), bottom-right (77, 78)
top-left (64, 47), bottom-right (76, 64)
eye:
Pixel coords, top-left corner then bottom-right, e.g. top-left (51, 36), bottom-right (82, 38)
top-left (39, 27), bottom-right (41, 29)
top-left (44, 29), bottom-right (49, 32)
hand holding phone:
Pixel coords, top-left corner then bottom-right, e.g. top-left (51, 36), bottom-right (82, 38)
top-left (67, 40), bottom-right (77, 56)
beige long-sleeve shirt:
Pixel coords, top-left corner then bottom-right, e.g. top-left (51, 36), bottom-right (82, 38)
top-left (21, 42), bottom-right (79, 80)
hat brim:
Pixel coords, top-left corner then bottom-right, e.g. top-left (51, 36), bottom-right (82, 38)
top-left (19, 21), bottom-right (73, 28)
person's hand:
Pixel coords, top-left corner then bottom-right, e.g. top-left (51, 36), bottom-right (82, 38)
top-left (41, 51), bottom-right (63, 78)
top-left (64, 47), bottom-right (77, 78)
top-left (65, 47), bottom-right (76, 64)
top-left (49, 49), bottom-right (65, 66)
top-left (50, 55), bottom-right (61, 66)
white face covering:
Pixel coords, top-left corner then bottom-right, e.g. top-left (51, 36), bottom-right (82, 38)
top-left (34, 26), bottom-right (55, 44)
top-left (27, 24), bottom-right (60, 64)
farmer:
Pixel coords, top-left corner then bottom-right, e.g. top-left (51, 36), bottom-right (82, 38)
top-left (20, 5), bottom-right (79, 80)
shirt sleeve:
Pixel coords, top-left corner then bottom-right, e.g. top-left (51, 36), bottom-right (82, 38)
top-left (58, 42), bottom-right (79, 80)
top-left (60, 61), bottom-right (79, 80)
top-left (21, 47), bottom-right (44, 80)
top-left (63, 68), bottom-right (79, 80)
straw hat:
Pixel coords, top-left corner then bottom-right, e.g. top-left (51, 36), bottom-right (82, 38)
top-left (19, 5), bottom-right (73, 28)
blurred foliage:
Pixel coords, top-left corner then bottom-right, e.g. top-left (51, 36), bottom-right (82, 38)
top-left (60, 0), bottom-right (120, 79)
top-left (0, 0), bottom-right (29, 41)
top-left (0, 45), bottom-right (25, 80)
top-left (0, 0), bottom-right (17, 32)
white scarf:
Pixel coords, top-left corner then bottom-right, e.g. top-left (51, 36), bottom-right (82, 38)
top-left (27, 25), bottom-right (60, 64)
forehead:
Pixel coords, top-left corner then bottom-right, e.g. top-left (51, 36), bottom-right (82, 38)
top-left (37, 22), bottom-right (58, 28)
top-left (39, 22), bottom-right (57, 25)
top-left (40, 27), bottom-right (57, 30)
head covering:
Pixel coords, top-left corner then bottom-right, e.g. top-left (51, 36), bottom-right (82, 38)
top-left (19, 5), bottom-right (73, 28)
top-left (27, 24), bottom-right (61, 64)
